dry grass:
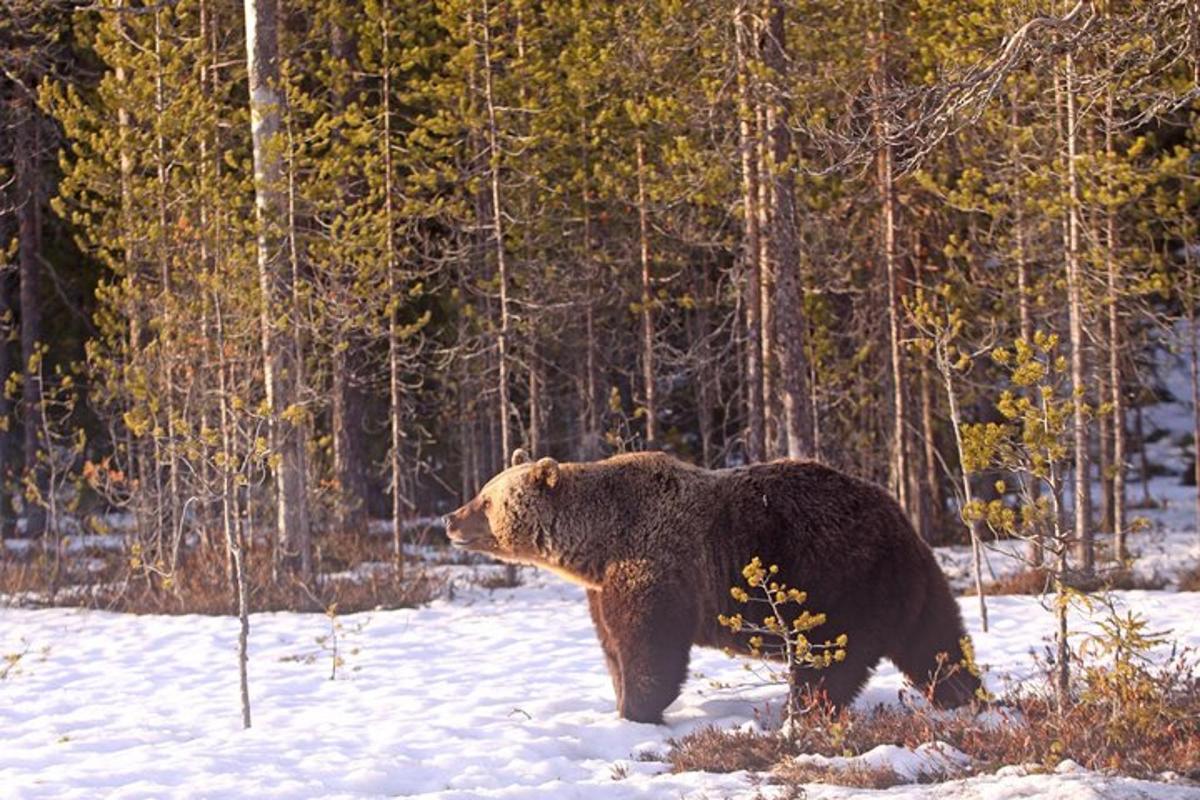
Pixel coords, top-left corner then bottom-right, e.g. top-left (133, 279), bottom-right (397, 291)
top-left (666, 660), bottom-right (1200, 787)
top-left (667, 726), bottom-right (789, 774)
top-left (970, 567), bottom-right (1167, 596)
top-left (774, 761), bottom-right (908, 790)
top-left (1, 535), bottom-right (446, 615)
top-left (1179, 564), bottom-right (1200, 592)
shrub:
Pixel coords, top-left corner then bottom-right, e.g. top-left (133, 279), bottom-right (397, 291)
top-left (718, 557), bottom-right (847, 731)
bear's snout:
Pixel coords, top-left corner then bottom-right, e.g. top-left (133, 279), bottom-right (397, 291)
top-left (443, 503), bottom-right (495, 552)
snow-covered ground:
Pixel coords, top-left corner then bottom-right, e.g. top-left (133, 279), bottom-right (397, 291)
top-left (1, 569), bottom-right (1198, 800)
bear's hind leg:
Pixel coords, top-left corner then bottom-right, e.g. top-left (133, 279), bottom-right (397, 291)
top-left (587, 589), bottom-right (623, 708)
top-left (888, 574), bottom-right (982, 708)
top-left (599, 575), bottom-right (697, 724)
top-left (800, 645), bottom-right (882, 710)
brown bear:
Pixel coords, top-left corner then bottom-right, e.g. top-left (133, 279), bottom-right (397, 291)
top-left (444, 449), bottom-right (980, 724)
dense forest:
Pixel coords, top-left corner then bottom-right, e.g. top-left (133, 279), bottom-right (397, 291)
top-left (1, 0), bottom-right (1198, 598)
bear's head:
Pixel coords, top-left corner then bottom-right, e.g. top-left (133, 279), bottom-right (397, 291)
top-left (444, 448), bottom-right (562, 562)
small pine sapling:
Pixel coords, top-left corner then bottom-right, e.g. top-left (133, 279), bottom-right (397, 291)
top-left (718, 557), bottom-right (848, 733)
top-left (961, 332), bottom-right (1091, 711)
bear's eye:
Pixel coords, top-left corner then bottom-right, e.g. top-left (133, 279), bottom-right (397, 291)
top-left (480, 497), bottom-right (492, 511)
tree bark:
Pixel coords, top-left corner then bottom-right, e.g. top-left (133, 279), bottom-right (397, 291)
top-left (1064, 49), bottom-right (1092, 574)
top-left (755, 102), bottom-right (781, 459)
top-left (15, 95), bottom-right (45, 538)
top-left (763, 0), bottom-right (810, 460)
top-left (1104, 82), bottom-right (1126, 562)
top-left (735, 3), bottom-right (765, 463)
top-left (874, 1), bottom-right (908, 517)
top-left (480, 0), bottom-right (513, 464)
top-left (636, 136), bottom-right (657, 448)
top-left (382, 6), bottom-right (406, 577)
top-left (243, 0), bottom-right (312, 580)
top-left (1011, 96), bottom-right (1043, 566)
top-left (579, 119), bottom-right (601, 461)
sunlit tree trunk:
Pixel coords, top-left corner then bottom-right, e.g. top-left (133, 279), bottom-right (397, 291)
top-left (736, 2), bottom-right (764, 463)
top-left (1104, 81), bottom-right (1127, 561)
top-left (244, 0), bottom-right (312, 581)
top-left (1064, 48), bottom-right (1092, 574)
top-left (480, 0), bottom-right (512, 464)
top-left (874, 0), bottom-right (908, 517)
top-left (635, 136), bottom-right (657, 448)
top-left (381, 7), bottom-right (406, 577)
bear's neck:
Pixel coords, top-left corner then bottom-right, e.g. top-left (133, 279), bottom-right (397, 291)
top-left (537, 462), bottom-right (697, 590)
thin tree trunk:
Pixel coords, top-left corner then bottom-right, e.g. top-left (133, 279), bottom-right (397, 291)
top-left (941, 352), bottom-right (988, 632)
top-left (1064, 49), bottom-right (1092, 574)
top-left (244, 0), bottom-right (312, 581)
top-left (874, 2), bottom-right (908, 517)
top-left (580, 120), bottom-right (600, 460)
top-left (115, 0), bottom-right (150, 551)
top-left (382, 6), bottom-right (405, 578)
top-left (480, 0), bottom-right (512, 465)
top-left (736, 2), bottom-right (764, 463)
top-left (479, 0), bottom-right (516, 584)
top-left (154, 10), bottom-right (183, 563)
top-left (529, 344), bottom-right (542, 455)
top-left (920, 358), bottom-right (941, 542)
top-left (757, 104), bottom-right (780, 458)
top-left (1011, 97), bottom-right (1043, 566)
top-left (1104, 82), bottom-right (1126, 562)
top-left (1098, 370), bottom-right (1113, 533)
top-left (635, 137), bottom-right (657, 448)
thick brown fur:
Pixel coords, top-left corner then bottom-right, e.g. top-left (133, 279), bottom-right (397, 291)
top-left (445, 451), bottom-right (980, 724)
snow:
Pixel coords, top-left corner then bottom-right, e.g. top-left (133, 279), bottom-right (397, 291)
top-left (1, 571), bottom-right (1198, 799)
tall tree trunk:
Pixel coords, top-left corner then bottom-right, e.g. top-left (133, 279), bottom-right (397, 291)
top-left (1104, 82), bottom-right (1127, 562)
top-left (636, 136), bottom-right (657, 448)
top-left (757, 105), bottom-right (780, 458)
top-left (115, 0), bottom-right (150, 551)
top-left (382, 6), bottom-right (406, 577)
top-left (480, 0), bottom-right (512, 464)
top-left (579, 120), bottom-right (601, 461)
top-left (735, 3), bottom-right (764, 463)
top-left (15, 96), bottom-right (45, 539)
top-left (479, 0), bottom-right (517, 584)
top-left (154, 9), bottom-right (183, 565)
top-left (874, 2), bottom-right (908, 517)
top-left (1011, 96), bottom-right (1043, 566)
top-left (1064, 49), bottom-right (1092, 574)
top-left (763, 0), bottom-right (810, 460)
top-left (244, 0), bottom-right (312, 581)
top-left (528, 344), bottom-right (543, 455)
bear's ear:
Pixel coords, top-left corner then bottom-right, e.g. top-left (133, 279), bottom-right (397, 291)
top-left (528, 457), bottom-right (560, 489)
top-left (510, 448), bottom-right (531, 468)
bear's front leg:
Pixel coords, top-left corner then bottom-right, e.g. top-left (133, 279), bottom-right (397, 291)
top-left (600, 563), bottom-right (697, 724)
top-left (587, 589), bottom-right (623, 709)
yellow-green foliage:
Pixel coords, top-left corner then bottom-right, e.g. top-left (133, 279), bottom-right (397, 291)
top-left (960, 332), bottom-right (1079, 540)
top-left (1077, 599), bottom-right (1192, 745)
top-left (718, 557), bottom-right (847, 671)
